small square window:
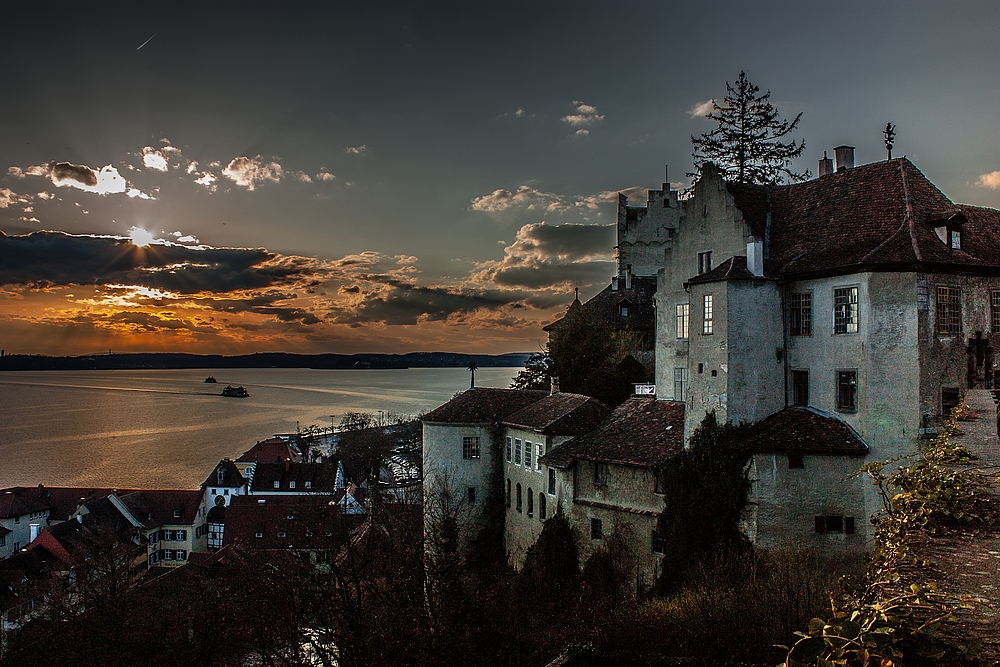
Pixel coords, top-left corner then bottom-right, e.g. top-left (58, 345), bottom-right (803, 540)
top-left (273, 480), bottom-right (280, 489)
top-left (591, 518), bottom-right (603, 540)
top-left (289, 480), bottom-right (296, 489)
top-left (305, 481), bottom-right (312, 489)
top-left (255, 531), bottom-right (264, 538)
top-left (277, 531), bottom-right (287, 538)
top-left (467, 486), bottom-right (476, 504)
top-left (594, 462), bottom-right (608, 487)
top-left (173, 510), bottom-right (181, 518)
top-left (788, 453), bottom-right (804, 469)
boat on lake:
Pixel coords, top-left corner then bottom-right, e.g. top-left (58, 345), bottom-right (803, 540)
top-left (221, 385), bottom-right (249, 398)
top-left (205, 375), bottom-right (218, 383)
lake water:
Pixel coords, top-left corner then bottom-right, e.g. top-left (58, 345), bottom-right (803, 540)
top-left (0, 367), bottom-right (519, 490)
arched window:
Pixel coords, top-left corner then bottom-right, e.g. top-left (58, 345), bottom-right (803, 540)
top-left (527, 488), bottom-right (533, 517)
top-left (539, 493), bottom-right (546, 520)
top-left (506, 479), bottom-right (511, 508)
top-left (516, 483), bottom-right (522, 512)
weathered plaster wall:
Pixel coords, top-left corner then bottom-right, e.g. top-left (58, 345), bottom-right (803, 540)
top-left (617, 186), bottom-right (681, 278)
top-left (654, 167), bottom-right (756, 403)
top-left (503, 426), bottom-right (556, 568)
top-left (568, 460), bottom-right (664, 593)
top-left (727, 280), bottom-right (785, 426)
top-left (685, 282), bottom-right (729, 438)
top-left (746, 453), bottom-right (868, 549)
top-left (422, 422), bottom-right (493, 549)
top-left (918, 274), bottom-right (1000, 426)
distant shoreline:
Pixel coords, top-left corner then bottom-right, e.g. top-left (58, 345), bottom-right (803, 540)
top-left (0, 351), bottom-right (530, 372)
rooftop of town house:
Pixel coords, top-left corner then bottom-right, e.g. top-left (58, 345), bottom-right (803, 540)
top-left (542, 276), bottom-right (657, 336)
top-left (117, 489), bottom-right (203, 528)
top-left (684, 255), bottom-right (779, 286)
top-left (421, 387), bottom-right (549, 424)
top-left (235, 437), bottom-right (301, 464)
top-left (222, 494), bottom-right (357, 552)
top-left (0, 486), bottom-right (58, 519)
top-left (249, 460), bottom-right (341, 494)
top-left (720, 158), bottom-right (1000, 279)
top-left (202, 458), bottom-right (247, 489)
top-left (501, 392), bottom-right (610, 436)
top-left (741, 407), bottom-right (869, 456)
top-left (540, 397), bottom-right (685, 469)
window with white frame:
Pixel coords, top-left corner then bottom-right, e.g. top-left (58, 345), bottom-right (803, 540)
top-left (675, 303), bottom-right (689, 339)
top-left (164, 549), bottom-right (174, 560)
top-left (524, 441), bottom-right (532, 469)
top-left (702, 294), bottom-right (714, 334)
top-left (462, 436), bottom-right (481, 460)
top-left (992, 291), bottom-right (1000, 332)
top-left (535, 443), bottom-right (543, 471)
top-left (834, 286), bottom-right (858, 334)
top-left (176, 549), bottom-right (186, 561)
top-left (505, 436), bottom-right (512, 462)
top-left (514, 439), bottom-right (522, 465)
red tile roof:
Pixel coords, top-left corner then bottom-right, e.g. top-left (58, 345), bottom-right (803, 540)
top-left (249, 461), bottom-right (341, 494)
top-left (502, 393), bottom-right (610, 436)
top-left (743, 407), bottom-right (868, 456)
top-left (0, 487), bottom-right (56, 519)
top-left (117, 489), bottom-right (203, 528)
top-left (717, 159), bottom-right (1000, 280)
top-left (223, 495), bottom-right (357, 552)
top-left (235, 438), bottom-right (301, 464)
top-left (421, 388), bottom-right (549, 424)
top-left (540, 398), bottom-right (685, 468)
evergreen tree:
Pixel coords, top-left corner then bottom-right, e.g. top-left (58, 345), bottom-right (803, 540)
top-left (690, 71), bottom-right (809, 186)
top-left (510, 351), bottom-right (550, 391)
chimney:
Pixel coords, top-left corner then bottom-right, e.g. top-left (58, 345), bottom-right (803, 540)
top-left (550, 376), bottom-right (560, 395)
top-left (818, 151), bottom-right (834, 177)
top-left (611, 275), bottom-right (619, 291)
top-left (834, 145), bottom-right (855, 172)
top-left (746, 240), bottom-right (764, 277)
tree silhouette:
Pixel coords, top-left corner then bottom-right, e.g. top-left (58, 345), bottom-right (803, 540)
top-left (690, 71), bottom-right (809, 186)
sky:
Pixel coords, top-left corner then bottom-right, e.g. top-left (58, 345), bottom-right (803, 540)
top-left (2, 1), bottom-right (999, 356)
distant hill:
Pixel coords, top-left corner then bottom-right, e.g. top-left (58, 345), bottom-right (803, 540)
top-left (0, 351), bottom-right (531, 372)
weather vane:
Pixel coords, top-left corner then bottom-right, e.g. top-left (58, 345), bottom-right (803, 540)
top-left (884, 122), bottom-right (896, 160)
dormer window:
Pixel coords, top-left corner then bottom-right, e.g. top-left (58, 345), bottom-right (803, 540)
top-left (217, 469), bottom-right (225, 485)
top-left (934, 224), bottom-right (962, 250)
top-left (951, 230), bottom-right (961, 249)
top-left (697, 251), bottom-right (713, 275)
top-left (173, 509), bottom-right (181, 518)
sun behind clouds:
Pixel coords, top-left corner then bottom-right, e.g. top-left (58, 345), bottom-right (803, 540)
top-left (129, 227), bottom-right (156, 247)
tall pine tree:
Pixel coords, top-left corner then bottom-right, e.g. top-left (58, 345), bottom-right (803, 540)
top-left (690, 71), bottom-right (809, 186)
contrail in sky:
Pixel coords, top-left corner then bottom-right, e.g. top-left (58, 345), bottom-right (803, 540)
top-left (136, 33), bottom-right (157, 50)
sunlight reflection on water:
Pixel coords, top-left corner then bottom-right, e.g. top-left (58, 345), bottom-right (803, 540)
top-left (0, 367), bottom-right (518, 489)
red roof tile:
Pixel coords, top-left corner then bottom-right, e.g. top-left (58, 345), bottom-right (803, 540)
top-left (502, 393), bottom-right (610, 436)
top-left (540, 398), bottom-right (685, 468)
top-left (743, 407), bottom-right (868, 456)
top-left (235, 438), bottom-right (301, 464)
top-left (421, 388), bottom-right (549, 424)
top-left (117, 489), bottom-right (203, 527)
top-left (222, 495), bottom-right (356, 552)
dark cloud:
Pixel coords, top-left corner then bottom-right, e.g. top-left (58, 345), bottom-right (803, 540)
top-left (50, 162), bottom-right (97, 187)
top-left (472, 222), bottom-right (615, 289)
top-left (0, 231), bottom-right (312, 293)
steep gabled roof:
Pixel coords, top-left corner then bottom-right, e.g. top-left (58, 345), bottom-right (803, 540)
top-left (764, 158), bottom-right (988, 277)
top-left (502, 393), bottom-right (610, 436)
top-left (202, 459), bottom-right (247, 489)
top-left (542, 277), bottom-right (657, 337)
top-left (540, 398), bottom-right (684, 468)
top-left (743, 407), bottom-right (869, 456)
top-left (421, 388), bottom-right (549, 424)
